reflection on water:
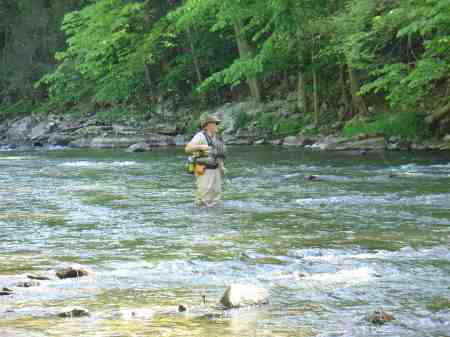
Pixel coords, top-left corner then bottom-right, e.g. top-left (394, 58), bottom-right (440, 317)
top-left (1, 147), bottom-right (449, 337)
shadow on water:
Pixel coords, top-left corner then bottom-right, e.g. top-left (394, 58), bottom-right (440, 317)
top-left (1, 147), bottom-right (449, 337)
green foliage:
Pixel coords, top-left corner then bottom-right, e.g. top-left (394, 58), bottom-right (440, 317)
top-left (186, 118), bottom-right (201, 135)
top-left (342, 111), bottom-right (425, 139)
top-left (274, 119), bottom-right (304, 136)
top-left (255, 112), bottom-right (276, 133)
top-left (0, 100), bottom-right (35, 121)
top-left (235, 111), bottom-right (252, 129)
top-left (1, 0), bottom-right (449, 140)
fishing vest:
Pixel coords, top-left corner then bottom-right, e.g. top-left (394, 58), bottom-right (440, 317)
top-left (195, 131), bottom-right (226, 169)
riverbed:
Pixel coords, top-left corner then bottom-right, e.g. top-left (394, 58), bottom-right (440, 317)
top-left (1, 147), bottom-right (449, 337)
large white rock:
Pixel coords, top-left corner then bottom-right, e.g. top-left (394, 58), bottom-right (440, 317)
top-left (220, 284), bottom-right (269, 308)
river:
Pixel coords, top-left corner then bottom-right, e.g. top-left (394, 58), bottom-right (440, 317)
top-left (1, 147), bottom-right (449, 337)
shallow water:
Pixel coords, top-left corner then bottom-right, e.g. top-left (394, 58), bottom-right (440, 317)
top-left (0, 147), bottom-right (449, 337)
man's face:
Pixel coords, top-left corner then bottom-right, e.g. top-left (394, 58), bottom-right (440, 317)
top-left (206, 122), bottom-right (218, 134)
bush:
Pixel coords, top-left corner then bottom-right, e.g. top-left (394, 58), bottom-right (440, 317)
top-left (235, 110), bottom-right (252, 129)
top-left (342, 111), bottom-right (426, 139)
top-left (274, 119), bottom-right (304, 136)
top-left (0, 100), bottom-right (35, 121)
top-left (255, 112), bottom-right (275, 132)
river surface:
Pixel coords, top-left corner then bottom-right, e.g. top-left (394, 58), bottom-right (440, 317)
top-left (0, 147), bottom-right (449, 337)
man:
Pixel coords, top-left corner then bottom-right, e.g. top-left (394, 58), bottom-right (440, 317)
top-left (185, 115), bottom-right (226, 207)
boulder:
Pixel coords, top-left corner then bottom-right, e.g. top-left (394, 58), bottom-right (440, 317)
top-left (68, 137), bottom-right (93, 148)
top-left (47, 133), bottom-right (74, 146)
top-left (367, 308), bottom-right (394, 325)
top-left (254, 139), bottom-right (266, 145)
top-left (126, 142), bottom-right (153, 153)
top-left (283, 135), bottom-right (315, 147)
top-left (6, 117), bottom-right (36, 140)
top-left (55, 264), bottom-right (90, 279)
top-left (220, 284), bottom-right (269, 309)
top-left (57, 307), bottom-right (90, 318)
top-left (30, 120), bottom-right (57, 141)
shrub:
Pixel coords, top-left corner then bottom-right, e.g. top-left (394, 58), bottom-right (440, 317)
top-left (342, 111), bottom-right (426, 139)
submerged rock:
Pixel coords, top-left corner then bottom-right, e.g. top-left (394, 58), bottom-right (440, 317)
top-left (220, 284), bottom-right (269, 309)
top-left (0, 287), bottom-right (14, 295)
top-left (27, 274), bottom-right (51, 281)
top-left (56, 264), bottom-right (90, 279)
top-left (58, 307), bottom-right (90, 318)
top-left (305, 175), bottom-right (324, 182)
top-left (178, 304), bottom-right (188, 312)
top-left (367, 308), bottom-right (394, 325)
top-left (16, 281), bottom-right (40, 288)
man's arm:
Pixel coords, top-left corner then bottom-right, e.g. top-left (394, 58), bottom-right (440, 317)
top-left (185, 142), bottom-right (209, 154)
top-left (185, 133), bottom-right (209, 154)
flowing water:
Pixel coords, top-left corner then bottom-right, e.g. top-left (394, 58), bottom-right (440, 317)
top-left (0, 147), bottom-right (449, 337)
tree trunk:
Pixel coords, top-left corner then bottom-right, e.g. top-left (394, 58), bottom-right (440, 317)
top-left (144, 62), bottom-right (153, 89)
top-left (297, 71), bottom-right (308, 113)
top-left (233, 20), bottom-right (261, 102)
top-left (187, 25), bottom-right (203, 85)
top-left (312, 68), bottom-right (319, 127)
top-left (348, 65), bottom-right (369, 116)
top-left (339, 64), bottom-right (349, 120)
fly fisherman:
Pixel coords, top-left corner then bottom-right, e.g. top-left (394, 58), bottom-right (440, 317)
top-left (185, 115), bottom-right (226, 207)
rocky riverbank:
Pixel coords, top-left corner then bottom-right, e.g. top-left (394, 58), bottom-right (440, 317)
top-left (1, 101), bottom-right (449, 152)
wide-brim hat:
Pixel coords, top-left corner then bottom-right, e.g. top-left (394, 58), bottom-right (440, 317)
top-left (201, 115), bottom-right (221, 128)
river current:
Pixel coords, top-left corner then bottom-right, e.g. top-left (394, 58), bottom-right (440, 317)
top-left (0, 147), bottom-right (449, 337)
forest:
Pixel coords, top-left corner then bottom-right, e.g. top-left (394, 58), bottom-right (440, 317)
top-left (1, 0), bottom-right (449, 138)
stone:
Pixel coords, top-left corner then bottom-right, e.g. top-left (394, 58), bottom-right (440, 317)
top-left (269, 139), bottom-right (283, 146)
top-left (68, 137), bottom-right (93, 148)
top-left (30, 120), bottom-right (57, 141)
top-left (126, 142), bottom-right (153, 153)
top-left (56, 265), bottom-right (90, 279)
top-left (220, 284), bottom-right (269, 309)
top-left (47, 134), bottom-right (74, 146)
top-left (0, 287), bottom-right (14, 296)
top-left (305, 175), bottom-right (323, 182)
top-left (27, 274), bottom-right (51, 281)
top-left (174, 134), bottom-right (187, 146)
top-left (6, 117), bottom-right (36, 140)
top-left (444, 134), bottom-right (450, 142)
top-left (367, 308), bottom-right (394, 325)
top-left (57, 307), bottom-right (90, 318)
top-left (16, 281), bottom-right (40, 288)
top-left (254, 139), bottom-right (266, 145)
top-left (283, 135), bottom-right (315, 147)
top-left (226, 138), bottom-right (253, 145)
top-left (178, 304), bottom-right (188, 312)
